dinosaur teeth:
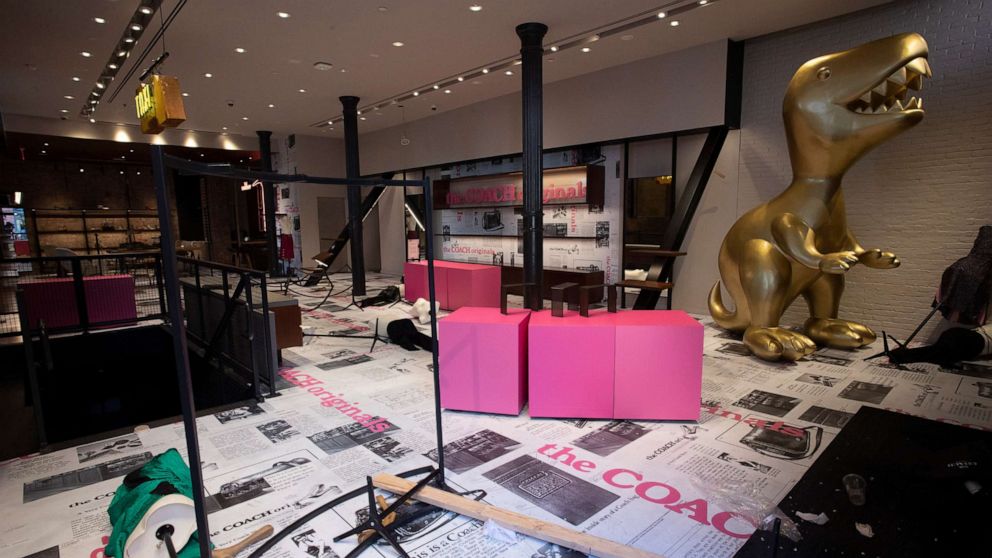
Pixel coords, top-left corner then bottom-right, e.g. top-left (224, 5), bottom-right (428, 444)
top-left (906, 57), bottom-right (931, 78)
top-left (906, 71), bottom-right (924, 90)
top-left (888, 66), bottom-right (907, 84)
top-left (892, 99), bottom-right (904, 111)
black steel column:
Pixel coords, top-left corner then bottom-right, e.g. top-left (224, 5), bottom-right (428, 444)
top-left (340, 96), bottom-right (366, 296)
top-left (257, 130), bottom-right (279, 276)
top-left (149, 146), bottom-right (212, 557)
top-left (516, 22), bottom-right (547, 310)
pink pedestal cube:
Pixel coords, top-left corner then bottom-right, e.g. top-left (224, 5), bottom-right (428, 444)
top-left (439, 307), bottom-right (530, 415)
top-left (528, 308), bottom-right (703, 420)
top-left (19, 275), bottom-right (137, 330)
top-left (528, 309), bottom-right (616, 419)
top-left (404, 260), bottom-right (500, 311)
top-left (613, 310), bottom-right (703, 420)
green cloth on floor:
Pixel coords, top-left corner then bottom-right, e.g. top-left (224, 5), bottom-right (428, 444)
top-left (105, 448), bottom-right (206, 558)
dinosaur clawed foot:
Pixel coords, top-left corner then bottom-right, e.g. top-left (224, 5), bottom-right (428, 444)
top-left (743, 327), bottom-right (817, 362)
top-left (804, 317), bottom-right (877, 349)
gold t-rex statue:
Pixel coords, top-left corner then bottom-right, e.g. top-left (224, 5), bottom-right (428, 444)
top-left (709, 33), bottom-right (931, 361)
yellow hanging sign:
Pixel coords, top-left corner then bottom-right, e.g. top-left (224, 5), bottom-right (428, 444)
top-left (135, 74), bottom-right (186, 134)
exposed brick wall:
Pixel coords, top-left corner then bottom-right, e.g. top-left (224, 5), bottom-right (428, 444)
top-left (737, 0), bottom-right (992, 340)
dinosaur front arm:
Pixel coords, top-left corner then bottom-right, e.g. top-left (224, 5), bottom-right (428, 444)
top-left (771, 213), bottom-right (824, 269)
top-left (771, 213), bottom-right (859, 273)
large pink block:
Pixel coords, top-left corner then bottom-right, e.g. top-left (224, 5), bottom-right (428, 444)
top-left (445, 262), bottom-right (500, 310)
top-left (404, 261), bottom-right (500, 311)
top-left (439, 307), bottom-right (530, 415)
top-left (614, 310), bottom-right (703, 420)
top-left (528, 309), bottom-right (615, 419)
top-left (19, 275), bottom-right (137, 329)
top-left (403, 261), bottom-right (448, 308)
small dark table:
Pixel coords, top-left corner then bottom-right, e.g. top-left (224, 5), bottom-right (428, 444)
top-left (735, 406), bottom-right (992, 557)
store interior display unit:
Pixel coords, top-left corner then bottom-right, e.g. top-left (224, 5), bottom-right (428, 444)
top-left (147, 147), bottom-right (454, 558)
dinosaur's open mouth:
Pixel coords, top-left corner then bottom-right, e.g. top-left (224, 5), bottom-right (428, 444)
top-left (846, 57), bottom-right (931, 114)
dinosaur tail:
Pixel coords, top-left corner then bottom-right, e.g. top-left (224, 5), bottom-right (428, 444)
top-left (708, 281), bottom-right (748, 332)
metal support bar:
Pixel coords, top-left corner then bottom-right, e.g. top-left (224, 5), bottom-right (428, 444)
top-left (634, 126), bottom-right (729, 310)
top-left (17, 291), bottom-right (48, 448)
top-left (150, 145), bottom-right (212, 557)
top-left (257, 130), bottom-right (280, 276)
top-left (203, 275), bottom-right (248, 364)
top-left (422, 177), bottom-right (446, 485)
top-left (341, 95), bottom-right (367, 297)
top-left (517, 22), bottom-right (548, 311)
top-left (70, 259), bottom-right (90, 333)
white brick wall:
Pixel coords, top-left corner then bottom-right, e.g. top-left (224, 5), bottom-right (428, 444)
top-left (736, 0), bottom-right (992, 340)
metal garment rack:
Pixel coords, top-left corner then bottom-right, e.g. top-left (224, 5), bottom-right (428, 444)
top-left (149, 146), bottom-right (445, 557)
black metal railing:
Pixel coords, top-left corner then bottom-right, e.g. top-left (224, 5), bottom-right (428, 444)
top-left (0, 251), bottom-right (166, 338)
top-left (178, 257), bottom-right (276, 399)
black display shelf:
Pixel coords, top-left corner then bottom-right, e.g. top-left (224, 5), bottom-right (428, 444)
top-left (435, 233), bottom-right (597, 240)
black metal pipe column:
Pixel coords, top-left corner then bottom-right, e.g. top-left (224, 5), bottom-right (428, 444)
top-left (516, 22), bottom-right (548, 310)
top-left (149, 145), bottom-right (212, 557)
top-left (340, 96), bottom-right (366, 296)
top-left (257, 130), bottom-right (279, 276)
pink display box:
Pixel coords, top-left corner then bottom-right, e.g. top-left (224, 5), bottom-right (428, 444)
top-left (19, 275), bottom-right (137, 330)
top-left (404, 260), bottom-right (500, 311)
top-left (528, 309), bottom-right (616, 419)
top-left (614, 310), bottom-right (703, 420)
top-left (439, 307), bottom-right (530, 415)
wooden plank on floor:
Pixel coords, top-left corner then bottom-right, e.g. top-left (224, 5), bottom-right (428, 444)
top-left (372, 473), bottom-right (666, 558)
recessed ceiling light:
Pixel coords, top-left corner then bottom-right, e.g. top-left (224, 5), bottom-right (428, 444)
top-left (657, 11), bottom-right (667, 18)
top-left (140, 6), bottom-right (153, 15)
top-left (621, 34), bottom-right (635, 41)
top-left (117, 50), bottom-right (127, 57)
top-left (377, 6), bottom-right (388, 12)
top-left (60, 109), bottom-right (69, 113)
top-left (444, 89), bottom-right (451, 94)
top-left (469, 5), bottom-right (482, 11)
top-left (41, 150), bottom-right (46, 154)
top-left (120, 170), bottom-right (124, 174)
top-left (136, 171), bottom-right (141, 175)
top-left (129, 149), bottom-right (134, 152)
top-left (699, 0), bottom-right (708, 4)
top-left (277, 11), bottom-right (290, 18)
top-left (457, 76), bottom-right (464, 82)
top-left (359, 116), bottom-right (366, 120)
top-left (481, 68), bottom-right (489, 74)
top-left (80, 168), bottom-right (85, 172)
top-left (433, 84), bottom-right (439, 89)
top-left (124, 37), bottom-right (135, 43)
top-left (44, 142), bottom-right (49, 146)
top-left (204, 72), bottom-right (213, 78)
top-left (130, 24), bottom-right (142, 31)
top-left (241, 116), bottom-right (249, 120)
top-left (72, 76), bottom-right (80, 81)
top-left (267, 103), bottom-right (275, 108)
top-left (581, 47), bottom-right (591, 53)
top-left (94, 17), bottom-right (106, 24)
top-left (89, 118), bottom-right (96, 123)
top-left (550, 46), bottom-right (558, 52)
top-left (222, 126), bottom-right (228, 130)
top-left (95, 82), bottom-right (105, 89)
top-left (313, 61), bottom-right (333, 71)
top-left (235, 47), bottom-right (246, 53)
top-left (340, 68), bottom-right (347, 73)
top-left (181, 92), bottom-right (189, 97)
top-left (670, 20), bottom-right (680, 26)
top-left (200, 153), bottom-right (204, 157)
top-left (64, 95), bottom-right (74, 100)
top-left (327, 120), bottom-right (333, 125)
top-left (90, 100), bottom-right (98, 104)
top-left (392, 41), bottom-right (404, 47)
top-left (412, 91), bottom-right (419, 96)
top-left (298, 88), bottom-right (306, 93)
top-left (81, 51), bottom-right (92, 57)
top-left (108, 63), bottom-right (118, 69)
top-left (504, 70), bottom-right (513, 75)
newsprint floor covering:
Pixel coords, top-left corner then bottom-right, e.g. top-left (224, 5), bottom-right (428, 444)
top-left (2, 273), bottom-right (990, 558)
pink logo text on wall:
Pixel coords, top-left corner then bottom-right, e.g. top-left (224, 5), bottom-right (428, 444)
top-left (444, 168), bottom-right (590, 207)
